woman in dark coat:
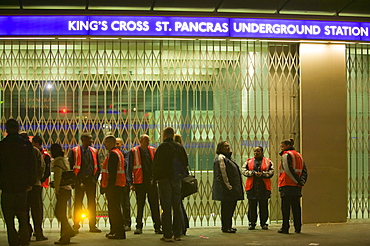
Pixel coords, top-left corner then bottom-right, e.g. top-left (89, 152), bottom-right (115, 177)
top-left (212, 141), bottom-right (244, 233)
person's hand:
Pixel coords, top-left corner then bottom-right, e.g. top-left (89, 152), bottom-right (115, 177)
top-left (130, 185), bottom-right (135, 191)
top-left (26, 186), bottom-right (32, 191)
top-left (255, 172), bottom-right (262, 177)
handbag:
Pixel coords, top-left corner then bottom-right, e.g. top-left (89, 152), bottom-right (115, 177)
top-left (54, 165), bottom-right (77, 187)
top-left (181, 174), bottom-right (198, 198)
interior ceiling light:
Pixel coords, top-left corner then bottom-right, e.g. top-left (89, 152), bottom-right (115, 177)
top-left (153, 7), bottom-right (214, 12)
top-left (217, 8), bottom-right (275, 14)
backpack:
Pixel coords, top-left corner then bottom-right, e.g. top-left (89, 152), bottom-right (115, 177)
top-left (181, 175), bottom-right (198, 198)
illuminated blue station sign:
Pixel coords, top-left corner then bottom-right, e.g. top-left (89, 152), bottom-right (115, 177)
top-left (0, 15), bottom-right (370, 41)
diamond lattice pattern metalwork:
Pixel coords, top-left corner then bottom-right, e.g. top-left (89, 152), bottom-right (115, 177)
top-left (0, 40), bottom-right (300, 228)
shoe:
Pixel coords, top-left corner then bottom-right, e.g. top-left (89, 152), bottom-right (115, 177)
top-left (89, 226), bottom-right (102, 233)
top-left (54, 240), bottom-right (70, 245)
top-left (222, 229), bottom-right (236, 233)
top-left (36, 235), bottom-right (48, 241)
top-left (174, 236), bottom-right (181, 241)
top-left (72, 224), bottom-right (80, 233)
top-left (124, 226), bottom-right (131, 231)
top-left (134, 228), bottom-right (142, 234)
top-left (155, 229), bottom-right (163, 234)
top-left (107, 233), bottom-right (126, 239)
top-left (278, 228), bottom-right (289, 234)
top-left (295, 229), bottom-right (301, 233)
top-left (231, 228), bottom-right (237, 231)
top-left (105, 232), bottom-right (113, 238)
top-left (248, 225), bottom-right (256, 230)
top-left (262, 225), bottom-right (269, 230)
top-left (160, 237), bottom-right (173, 242)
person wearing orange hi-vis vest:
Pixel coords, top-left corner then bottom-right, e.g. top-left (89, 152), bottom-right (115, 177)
top-left (68, 133), bottom-right (101, 233)
top-left (242, 146), bottom-right (274, 231)
top-left (129, 134), bottom-right (162, 235)
top-left (101, 135), bottom-right (126, 240)
top-left (278, 138), bottom-right (308, 234)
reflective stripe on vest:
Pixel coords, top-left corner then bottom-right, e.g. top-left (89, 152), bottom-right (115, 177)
top-left (244, 157), bottom-right (272, 191)
top-left (101, 148), bottom-right (126, 188)
top-left (72, 146), bottom-right (99, 176)
top-left (131, 146), bottom-right (156, 184)
top-left (40, 149), bottom-right (51, 188)
top-left (278, 150), bottom-right (303, 187)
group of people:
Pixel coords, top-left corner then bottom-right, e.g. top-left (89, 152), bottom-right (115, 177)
top-left (0, 119), bottom-right (189, 245)
top-left (0, 118), bottom-right (307, 246)
top-left (212, 139), bottom-right (308, 235)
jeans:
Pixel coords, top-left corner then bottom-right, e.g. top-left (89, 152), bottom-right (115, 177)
top-left (158, 178), bottom-right (182, 239)
top-left (1, 192), bottom-right (29, 246)
top-left (55, 189), bottom-right (73, 242)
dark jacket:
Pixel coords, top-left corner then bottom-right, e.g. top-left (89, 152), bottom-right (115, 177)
top-left (212, 153), bottom-right (244, 201)
top-left (153, 138), bottom-right (188, 181)
top-left (0, 133), bottom-right (38, 193)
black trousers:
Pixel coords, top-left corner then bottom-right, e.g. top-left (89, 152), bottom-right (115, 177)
top-left (180, 199), bottom-right (189, 234)
top-left (73, 177), bottom-right (97, 228)
top-left (55, 189), bottom-right (73, 242)
top-left (106, 186), bottom-right (126, 237)
top-left (281, 196), bottom-right (302, 231)
top-left (220, 200), bottom-right (237, 231)
top-left (27, 185), bottom-right (44, 238)
top-left (134, 182), bottom-right (161, 230)
top-left (248, 198), bottom-right (269, 226)
top-left (1, 192), bottom-right (29, 246)
top-left (120, 185), bottom-right (131, 227)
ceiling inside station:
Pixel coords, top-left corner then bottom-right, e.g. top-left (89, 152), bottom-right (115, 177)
top-left (0, 0), bottom-right (369, 20)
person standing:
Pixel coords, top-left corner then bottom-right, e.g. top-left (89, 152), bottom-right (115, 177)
top-left (32, 135), bottom-right (51, 189)
top-left (0, 119), bottom-right (38, 246)
top-left (153, 127), bottom-right (188, 242)
top-left (129, 134), bottom-right (162, 235)
top-left (174, 134), bottom-right (189, 236)
top-left (212, 141), bottom-right (244, 233)
top-left (19, 132), bottom-right (48, 242)
top-left (51, 143), bottom-right (75, 245)
top-left (68, 133), bottom-right (101, 233)
top-left (278, 138), bottom-right (308, 234)
top-left (242, 146), bottom-right (274, 230)
top-left (101, 135), bottom-right (126, 239)
top-left (116, 137), bottom-right (132, 231)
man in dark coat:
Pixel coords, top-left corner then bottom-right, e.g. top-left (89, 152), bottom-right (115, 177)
top-left (0, 119), bottom-right (38, 246)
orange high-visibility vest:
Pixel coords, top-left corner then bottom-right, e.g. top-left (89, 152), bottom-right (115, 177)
top-left (101, 148), bottom-right (126, 188)
top-left (131, 146), bottom-right (156, 184)
top-left (278, 150), bottom-right (304, 187)
top-left (244, 157), bottom-right (272, 191)
top-left (40, 149), bottom-right (51, 188)
top-left (72, 146), bottom-right (99, 175)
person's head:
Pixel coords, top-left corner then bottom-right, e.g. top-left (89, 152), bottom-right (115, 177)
top-left (254, 146), bottom-right (264, 159)
top-left (163, 127), bottom-right (174, 141)
top-left (139, 134), bottom-right (150, 149)
top-left (116, 137), bottom-right (124, 149)
top-left (50, 143), bottom-right (64, 158)
top-left (103, 135), bottom-right (116, 151)
top-left (81, 133), bottom-right (93, 148)
top-left (32, 135), bottom-right (43, 148)
top-left (280, 138), bottom-right (294, 151)
top-left (216, 141), bottom-right (231, 155)
top-left (19, 131), bottom-right (30, 141)
top-left (174, 134), bottom-right (183, 145)
top-left (5, 119), bottom-right (19, 134)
